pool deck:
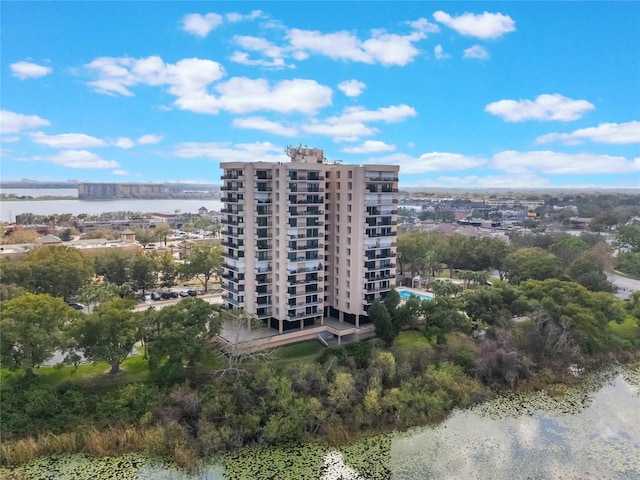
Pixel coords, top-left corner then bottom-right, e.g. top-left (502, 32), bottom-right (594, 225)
top-left (397, 287), bottom-right (434, 300)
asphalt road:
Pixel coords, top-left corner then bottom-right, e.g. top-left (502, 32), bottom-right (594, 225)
top-left (606, 272), bottom-right (640, 300)
top-left (134, 292), bottom-right (224, 311)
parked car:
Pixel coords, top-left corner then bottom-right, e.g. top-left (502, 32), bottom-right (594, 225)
top-left (179, 290), bottom-right (190, 297)
top-left (68, 302), bottom-right (86, 310)
top-left (161, 291), bottom-right (179, 299)
top-left (151, 292), bottom-right (162, 301)
top-left (187, 289), bottom-right (198, 297)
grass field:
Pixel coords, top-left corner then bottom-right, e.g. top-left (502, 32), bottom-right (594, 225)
top-left (609, 316), bottom-right (639, 340)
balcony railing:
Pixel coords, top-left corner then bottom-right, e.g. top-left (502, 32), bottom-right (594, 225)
top-left (222, 252), bottom-right (243, 261)
top-left (222, 263), bottom-right (243, 273)
top-left (221, 172), bottom-right (244, 180)
top-left (366, 231), bottom-right (397, 238)
top-left (365, 176), bottom-right (398, 182)
top-left (289, 209), bottom-right (323, 216)
top-left (287, 265), bottom-right (322, 274)
top-left (364, 272), bottom-right (393, 281)
top-left (365, 241), bottom-right (397, 250)
top-left (222, 294), bottom-right (243, 306)
top-left (287, 308), bottom-right (321, 320)
top-left (365, 262), bottom-right (396, 271)
top-left (221, 196), bottom-right (239, 203)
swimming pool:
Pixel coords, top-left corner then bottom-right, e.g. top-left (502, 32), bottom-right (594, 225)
top-left (397, 288), bottom-right (433, 301)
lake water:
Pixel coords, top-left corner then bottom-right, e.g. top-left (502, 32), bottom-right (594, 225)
top-left (0, 189), bottom-right (223, 221)
top-left (3, 366), bottom-right (638, 479)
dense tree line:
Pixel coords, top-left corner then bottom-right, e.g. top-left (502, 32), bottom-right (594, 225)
top-left (0, 244), bottom-right (223, 302)
top-left (397, 231), bottom-right (617, 292)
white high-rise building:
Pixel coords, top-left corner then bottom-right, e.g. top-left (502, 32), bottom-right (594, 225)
top-left (220, 146), bottom-right (398, 334)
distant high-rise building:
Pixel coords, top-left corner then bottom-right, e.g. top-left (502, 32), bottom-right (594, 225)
top-left (220, 145), bottom-right (399, 333)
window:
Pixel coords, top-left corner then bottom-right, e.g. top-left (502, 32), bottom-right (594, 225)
top-left (348, 194), bottom-right (352, 201)
top-left (347, 259), bottom-right (350, 266)
top-left (348, 182), bottom-right (352, 189)
top-left (348, 170), bottom-right (353, 179)
top-left (348, 204), bottom-right (352, 211)
top-left (347, 280), bottom-right (350, 288)
top-left (347, 248), bottom-right (351, 255)
top-left (337, 171), bottom-right (341, 179)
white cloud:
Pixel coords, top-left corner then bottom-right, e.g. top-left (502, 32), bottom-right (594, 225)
top-left (342, 141), bottom-right (395, 154)
top-left (173, 141), bottom-right (289, 163)
top-left (231, 35), bottom-right (291, 68)
top-left (30, 132), bottom-right (107, 149)
top-left (39, 150), bottom-right (119, 169)
top-left (492, 150), bottom-right (640, 174)
top-left (112, 137), bottom-right (135, 149)
top-left (0, 110), bottom-right (51, 134)
top-left (302, 104), bottom-right (416, 141)
top-left (232, 116), bottom-right (298, 136)
top-left (535, 121), bottom-right (640, 145)
top-left (10, 61), bottom-right (52, 79)
top-left (434, 44), bottom-right (449, 60)
top-left (85, 55), bottom-right (226, 98)
top-left (182, 13), bottom-right (223, 37)
top-left (287, 27), bottom-right (425, 66)
top-left (1, 136), bottom-right (20, 143)
top-left (213, 77), bottom-right (332, 115)
top-left (367, 152), bottom-right (487, 173)
top-left (112, 169), bottom-right (129, 175)
top-left (338, 79), bottom-right (366, 97)
top-left (485, 94), bottom-right (595, 122)
top-left (137, 134), bottom-right (163, 145)
top-left (85, 55), bottom-right (332, 115)
top-left (463, 45), bottom-right (489, 60)
top-left (407, 18), bottom-right (440, 34)
top-left (226, 10), bottom-right (262, 23)
top-left (433, 11), bottom-right (516, 39)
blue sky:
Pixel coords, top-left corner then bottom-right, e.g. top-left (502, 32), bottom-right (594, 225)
top-left (1, 2), bottom-right (639, 188)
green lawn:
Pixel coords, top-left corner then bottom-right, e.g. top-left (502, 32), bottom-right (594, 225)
top-left (272, 340), bottom-right (325, 365)
top-left (609, 316), bottom-right (639, 340)
top-left (394, 330), bottom-right (432, 349)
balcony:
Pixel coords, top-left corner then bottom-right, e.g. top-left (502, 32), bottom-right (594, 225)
top-left (255, 172), bottom-right (273, 180)
top-left (364, 272), bottom-right (393, 281)
top-left (222, 294), bottom-right (243, 306)
top-left (222, 252), bottom-right (243, 261)
top-left (366, 231), bottom-right (397, 238)
top-left (255, 275), bottom-right (272, 284)
top-left (365, 176), bottom-right (398, 182)
top-left (221, 218), bottom-right (240, 226)
top-left (365, 241), bottom-right (397, 250)
top-left (224, 284), bottom-right (244, 294)
top-left (287, 265), bottom-right (322, 274)
top-left (365, 262), bottom-right (396, 271)
top-left (256, 288), bottom-right (273, 296)
top-left (288, 174), bottom-right (324, 182)
top-left (364, 283), bottom-right (392, 293)
top-left (287, 242), bottom-right (320, 251)
top-left (221, 172), bottom-right (244, 180)
top-left (221, 196), bottom-right (239, 203)
top-left (255, 185), bottom-right (272, 192)
top-left (255, 265), bottom-right (272, 273)
top-left (289, 185), bottom-right (325, 193)
top-left (255, 208), bottom-right (272, 216)
top-left (222, 263), bottom-right (243, 273)
top-left (287, 308), bottom-right (320, 320)
top-left (366, 219), bottom-right (398, 227)
top-left (221, 185), bottom-right (242, 192)
top-left (289, 209), bottom-right (323, 216)
top-left (256, 308), bottom-right (273, 319)
top-left (288, 275), bottom-right (322, 286)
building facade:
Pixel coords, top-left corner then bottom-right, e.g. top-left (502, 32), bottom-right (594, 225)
top-left (220, 146), bottom-right (398, 334)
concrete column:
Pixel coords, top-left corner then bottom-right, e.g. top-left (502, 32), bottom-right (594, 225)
top-left (338, 334), bottom-right (342, 346)
top-left (300, 319), bottom-right (304, 330)
top-left (355, 315), bottom-right (360, 328)
top-left (339, 310), bottom-right (344, 323)
top-left (279, 319), bottom-right (283, 334)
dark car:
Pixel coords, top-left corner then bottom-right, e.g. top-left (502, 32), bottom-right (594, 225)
top-left (151, 292), bottom-right (162, 301)
top-left (161, 291), bottom-right (179, 299)
top-left (188, 289), bottom-right (198, 297)
top-left (68, 302), bottom-right (86, 310)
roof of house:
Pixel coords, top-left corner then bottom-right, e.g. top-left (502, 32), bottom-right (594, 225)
top-left (37, 234), bottom-right (62, 244)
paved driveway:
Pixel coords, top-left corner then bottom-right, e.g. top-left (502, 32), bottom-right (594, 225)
top-left (606, 272), bottom-right (640, 299)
